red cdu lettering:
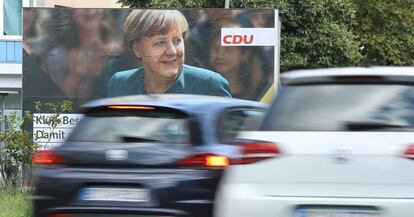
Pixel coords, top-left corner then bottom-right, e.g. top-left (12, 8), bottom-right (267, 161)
top-left (244, 35), bottom-right (254, 44)
top-left (223, 35), bottom-right (232, 44)
top-left (232, 35), bottom-right (243, 44)
top-left (223, 35), bottom-right (255, 45)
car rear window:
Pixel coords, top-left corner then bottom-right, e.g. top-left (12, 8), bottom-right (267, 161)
top-left (261, 84), bottom-right (414, 131)
top-left (217, 109), bottom-right (266, 144)
top-left (67, 108), bottom-right (191, 143)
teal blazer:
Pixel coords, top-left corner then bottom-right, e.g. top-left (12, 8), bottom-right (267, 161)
top-left (107, 64), bottom-right (232, 97)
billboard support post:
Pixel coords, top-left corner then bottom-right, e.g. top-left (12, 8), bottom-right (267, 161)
top-left (225, 0), bottom-right (230, 8)
top-left (274, 9), bottom-right (280, 96)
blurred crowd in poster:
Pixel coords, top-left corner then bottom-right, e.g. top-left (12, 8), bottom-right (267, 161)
top-left (23, 8), bottom-right (274, 112)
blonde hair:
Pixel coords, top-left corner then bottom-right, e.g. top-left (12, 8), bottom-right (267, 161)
top-left (124, 9), bottom-right (189, 51)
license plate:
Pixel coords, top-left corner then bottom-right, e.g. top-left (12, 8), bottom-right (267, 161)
top-left (79, 187), bottom-right (150, 202)
top-left (294, 208), bottom-right (380, 217)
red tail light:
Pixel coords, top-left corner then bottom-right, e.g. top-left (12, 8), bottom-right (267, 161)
top-left (32, 150), bottom-right (64, 165)
top-left (178, 153), bottom-right (230, 168)
top-left (401, 144), bottom-right (414, 159)
top-left (235, 141), bottom-right (281, 164)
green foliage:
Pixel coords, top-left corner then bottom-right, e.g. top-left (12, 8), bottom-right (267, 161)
top-left (0, 100), bottom-right (73, 188)
top-left (0, 185), bottom-right (31, 217)
top-left (0, 112), bottom-right (36, 187)
top-left (118, 0), bottom-right (413, 69)
top-left (353, 0), bottom-right (414, 65)
top-left (267, 0), bottom-right (361, 70)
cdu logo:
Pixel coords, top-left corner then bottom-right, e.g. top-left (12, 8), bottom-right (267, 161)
top-left (222, 35), bottom-right (254, 45)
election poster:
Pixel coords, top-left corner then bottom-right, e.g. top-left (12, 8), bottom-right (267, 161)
top-left (23, 8), bottom-right (279, 149)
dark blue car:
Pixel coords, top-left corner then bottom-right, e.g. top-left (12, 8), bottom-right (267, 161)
top-left (32, 94), bottom-right (267, 217)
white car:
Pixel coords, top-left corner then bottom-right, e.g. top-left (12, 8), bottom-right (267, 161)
top-left (215, 67), bottom-right (414, 217)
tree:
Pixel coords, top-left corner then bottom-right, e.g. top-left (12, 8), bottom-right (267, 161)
top-left (117, 0), bottom-right (362, 71)
top-left (0, 100), bottom-right (73, 188)
top-left (0, 111), bottom-right (35, 187)
top-left (235, 0), bottom-right (361, 71)
top-left (353, 0), bottom-right (414, 66)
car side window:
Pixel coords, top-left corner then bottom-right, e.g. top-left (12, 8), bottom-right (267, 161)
top-left (217, 108), bottom-right (265, 144)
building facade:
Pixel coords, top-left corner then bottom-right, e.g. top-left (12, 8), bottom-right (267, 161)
top-left (0, 0), bottom-right (27, 128)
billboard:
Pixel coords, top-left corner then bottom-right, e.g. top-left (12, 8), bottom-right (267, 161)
top-left (23, 8), bottom-right (278, 148)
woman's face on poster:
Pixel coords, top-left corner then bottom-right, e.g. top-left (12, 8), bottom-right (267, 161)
top-left (133, 25), bottom-right (185, 79)
top-left (210, 39), bottom-right (246, 74)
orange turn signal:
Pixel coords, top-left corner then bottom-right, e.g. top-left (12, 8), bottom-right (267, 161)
top-left (206, 155), bottom-right (230, 167)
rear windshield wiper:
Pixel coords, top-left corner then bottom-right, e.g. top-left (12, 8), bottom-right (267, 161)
top-left (118, 135), bottom-right (161, 143)
top-left (344, 121), bottom-right (411, 131)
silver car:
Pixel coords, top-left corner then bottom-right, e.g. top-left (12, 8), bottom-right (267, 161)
top-left (215, 67), bottom-right (414, 217)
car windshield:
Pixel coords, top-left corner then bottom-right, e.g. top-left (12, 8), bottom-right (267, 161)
top-left (262, 84), bottom-right (414, 131)
top-left (67, 109), bottom-right (191, 143)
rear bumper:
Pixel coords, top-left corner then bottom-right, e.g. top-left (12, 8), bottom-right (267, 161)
top-left (34, 199), bottom-right (212, 217)
top-left (32, 167), bottom-right (220, 217)
top-left (215, 183), bottom-right (414, 217)
top-left (40, 206), bottom-right (188, 217)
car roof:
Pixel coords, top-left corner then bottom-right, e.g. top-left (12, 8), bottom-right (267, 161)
top-left (81, 94), bottom-right (267, 114)
top-left (281, 67), bottom-right (414, 85)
